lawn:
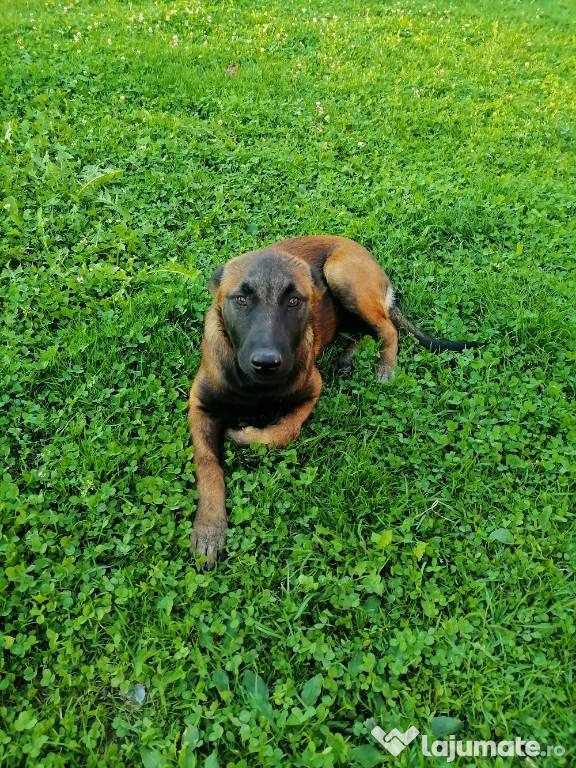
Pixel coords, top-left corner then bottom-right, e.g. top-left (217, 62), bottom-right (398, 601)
top-left (1, 0), bottom-right (575, 766)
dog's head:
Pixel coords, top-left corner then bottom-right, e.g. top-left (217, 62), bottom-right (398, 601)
top-left (209, 249), bottom-right (317, 384)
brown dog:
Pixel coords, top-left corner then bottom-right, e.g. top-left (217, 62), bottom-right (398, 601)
top-left (188, 235), bottom-right (478, 568)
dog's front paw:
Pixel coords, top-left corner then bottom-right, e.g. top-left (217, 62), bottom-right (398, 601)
top-left (190, 519), bottom-right (227, 570)
top-left (225, 425), bottom-right (264, 445)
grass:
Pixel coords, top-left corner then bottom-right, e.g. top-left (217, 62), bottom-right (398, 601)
top-left (1, 0), bottom-right (575, 766)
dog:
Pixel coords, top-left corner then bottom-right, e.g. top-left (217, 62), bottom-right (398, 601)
top-left (188, 235), bottom-right (478, 568)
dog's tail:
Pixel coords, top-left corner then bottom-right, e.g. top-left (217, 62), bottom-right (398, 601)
top-left (388, 304), bottom-right (480, 353)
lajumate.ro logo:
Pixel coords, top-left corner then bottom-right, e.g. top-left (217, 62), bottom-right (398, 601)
top-left (369, 722), bottom-right (566, 762)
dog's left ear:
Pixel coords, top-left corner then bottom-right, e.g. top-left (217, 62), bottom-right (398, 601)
top-left (208, 265), bottom-right (225, 298)
top-left (309, 265), bottom-right (325, 299)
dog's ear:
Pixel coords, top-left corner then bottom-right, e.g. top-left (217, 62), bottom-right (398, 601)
top-left (208, 265), bottom-right (225, 298)
top-left (309, 265), bottom-right (322, 287)
top-left (309, 265), bottom-right (326, 299)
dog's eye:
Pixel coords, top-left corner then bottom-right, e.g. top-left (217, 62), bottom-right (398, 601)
top-left (236, 296), bottom-right (247, 307)
top-left (288, 297), bottom-right (301, 308)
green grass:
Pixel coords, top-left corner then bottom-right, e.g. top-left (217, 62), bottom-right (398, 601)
top-left (1, 0), bottom-right (575, 766)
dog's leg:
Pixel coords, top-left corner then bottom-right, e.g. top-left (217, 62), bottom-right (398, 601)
top-left (188, 385), bottom-right (227, 569)
top-left (324, 245), bottom-right (398, 381)
top-left (374, 315), bottom-right (399, 382)
top-left (226, 368), bottom-right (322, 447)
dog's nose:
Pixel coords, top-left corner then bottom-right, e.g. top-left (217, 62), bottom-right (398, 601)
top-left (251, 350), bottom-right (282, 372)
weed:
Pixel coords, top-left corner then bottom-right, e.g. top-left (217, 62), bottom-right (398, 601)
top-left (1, 1), bottom-right (575, 766)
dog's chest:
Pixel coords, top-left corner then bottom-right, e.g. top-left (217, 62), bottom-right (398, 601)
top-left (221, 393), bottom-right (298, 429)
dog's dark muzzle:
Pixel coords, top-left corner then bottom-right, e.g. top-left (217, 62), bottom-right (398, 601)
top-left (238, 341), bottom-right (293, 383)
top-left (230, 307), bottom-right (302, 383)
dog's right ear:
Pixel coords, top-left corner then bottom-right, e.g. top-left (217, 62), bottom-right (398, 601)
top-left (208, 265), bottom-right (225, 298)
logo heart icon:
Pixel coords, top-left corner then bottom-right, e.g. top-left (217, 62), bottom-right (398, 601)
top-left (371, 725), bottom-right (420, 756)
